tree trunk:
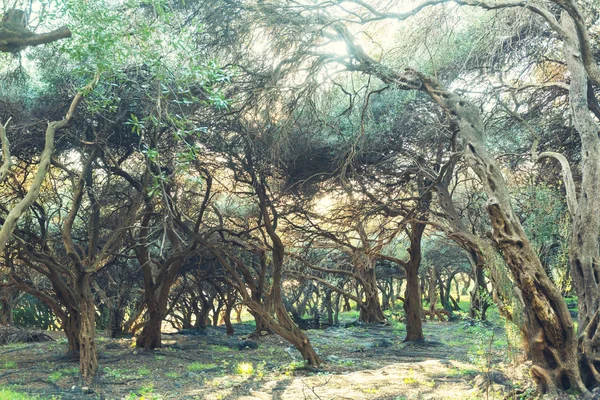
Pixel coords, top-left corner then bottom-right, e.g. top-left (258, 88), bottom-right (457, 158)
top-left (234, 305), bottom-right (242, 323)
top-left (0, 92), bottom-right (88, 255)
top-left (358, 266), bottom-right (386, 323)
top-left (556, 13), bottom-right (600, 387)
top-left (324, 289), bottom-right (333, 325)
top-left (108, 306), bottom-right (124, 338)
top-left (0, 296), bottom-right (13, 325)
top-left (250, 307), bottom-right (272, 335)
top-left (76, 273), bottom-right (98, 385)
top-left (404, 221), bottom-right (424, 342)
top-left (429, 267), bottom-right (437, 321)
top-left (343, 296), bottom-right (351, 312)
top-left (223, 297), bottom-right (234, 335)
top-left (469, 261), bottom-right (490, 320)
top-left (333, 292), bottom-right (341, 324)
top-left (136, 297), bottom-right (162, 349)
top-left (416, 73), bottom-right (584, 394)
top-left (434, 166), bottom-right (491, 320)
top-left (64, 311), bottom-right (81, 357)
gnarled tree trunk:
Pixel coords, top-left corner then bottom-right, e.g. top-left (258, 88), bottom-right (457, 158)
top-left (418, 74), bottom-right (584, 394)
top-left (76, 273), bottom-right (97, 385)
top-left (557, 13), bottom-right (600, 387)
top-left (357, 261), bottom-right (386, 323)
top-left (404, 221), bottom-right (424, 342)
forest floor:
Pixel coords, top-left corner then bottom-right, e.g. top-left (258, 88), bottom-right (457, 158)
top-left (0, 316), bottom-right (532, 400)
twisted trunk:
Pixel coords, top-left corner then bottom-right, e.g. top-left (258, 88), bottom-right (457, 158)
top-left (404, 221), bottom-right (424, 342)
top-left (358, 265), bottom-right (386, 323)
top-left (558, 14), bottom-right (600, 387)
top-left (75, 273), bottom-right (97, 385)
top-left (417, 74), bottom-right (583, 394)
top-left (64, 311), bottom-right (81, 357)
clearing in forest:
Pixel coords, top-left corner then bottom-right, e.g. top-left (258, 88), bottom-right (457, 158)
top-left (0, 319), bottom-right (527, 400)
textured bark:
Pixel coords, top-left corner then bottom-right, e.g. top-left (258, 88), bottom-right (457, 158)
top-left (134, 210), bottom-right (186, 349)
top-left (551, 0), bottom-right (600, 87)
top-left (418, 75), bottom-right (583, 394)
top-left (0, 26), bottom-right (71, 52)
top-left (358, 263), bottom-right (386, 323)
top-left (267, 234), bottom-right (320, 365)
top-left (108, 306), bottom-right (124, 338)
top-left (249, 307), bottom-right (271, 335)
top-left (136, 296), bottom-right (163, 349)
top-left (323, 289), bottom-right (334, 325)
top-left (556, 14), bottom-right (600, 387)
top-left (404, 221), bottom-right (424, 342)
top-left (64, 312), bottom-right (81, 357)
top-left (234, 305), bottom-right (242, 323)
top-left (249, 159), bottom-right (320, 365)
top-left (0, 287), bottom-right (18, 325)
top-left (0, 298), bottom-right (11, 325)
top-left (0, 120), bottom-right (12, 184)
top-left (223, 296), bottom-right (235, 335)
top-left (70, 272), bottom-right (98, 385)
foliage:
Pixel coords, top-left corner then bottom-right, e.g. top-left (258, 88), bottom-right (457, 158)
top-left (12, 295), bottom-right (57, 330)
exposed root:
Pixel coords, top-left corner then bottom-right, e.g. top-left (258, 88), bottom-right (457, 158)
top-left (531, 365), bottom-right (556, 395)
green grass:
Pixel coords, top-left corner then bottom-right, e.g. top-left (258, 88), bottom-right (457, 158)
top-left (187, 362), bottom-right (217, 372)
top-left (0, 388), bottom-right (41, 399)
top-left (338, 310), bottom-right (360, 320)
top-left (103, 367), bottom-right (130, 380)
top-left (48, 367), bottom-right (79, 382)
top-left (0, 362), bottom-right (16, 370)
top-left (138, 367), bottom-right (151, 376)
top-left (235, 362), bottom-right (254, 375)
top-left (125, 383), bottom-right (160, 400)
top-left (211, 345), bottom-right (231, 353)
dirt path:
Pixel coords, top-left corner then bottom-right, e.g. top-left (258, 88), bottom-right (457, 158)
top-left (0, 320), bottom-right (523, 399)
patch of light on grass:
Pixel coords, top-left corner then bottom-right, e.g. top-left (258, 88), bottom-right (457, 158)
top-left (235, 362), bottom-right (254, 375)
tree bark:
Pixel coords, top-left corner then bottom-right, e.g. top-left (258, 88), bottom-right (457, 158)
top-left (136, 296), bottom-right (163, 349)
top-left (358, 263), bottom-right (386, 323)
top-left (469, 258), bottom-right (490, 320)
top-left (0, 26), bottom-right (71, 52)
top-left (223, 295), bottom-right (235, 335)
top-left (404, 221), bottom-right (424, 342)
top-left (75, 273), bottom-right (97, 385)
top-left (418, 74), bottom-right (584, 394)
top-left (64, 311), bottom-right (81, 357)
top-left (556, 13), bottom-right (600, 387)
top-left (428, 267), bottom-right (437, 321)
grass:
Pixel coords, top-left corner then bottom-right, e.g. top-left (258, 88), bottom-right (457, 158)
top-left (126, 383), bottom-right (161, 400)
top-left (48, 366), bottom-right (79, 382)
top-left (0, 388), bottom-right (41, 399)
top-left (211, 345), bottom-right (231, 353)
top-left (103, 367), bottom-right (130, 380)
top-left (187, 362), bottom-right (217, 372)
top-left (0, 362), bottom-right (16, 369)
top-left (448, 367), bottom-right (479, 377)
top-left (235, 362), bottom-right (254, 375)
